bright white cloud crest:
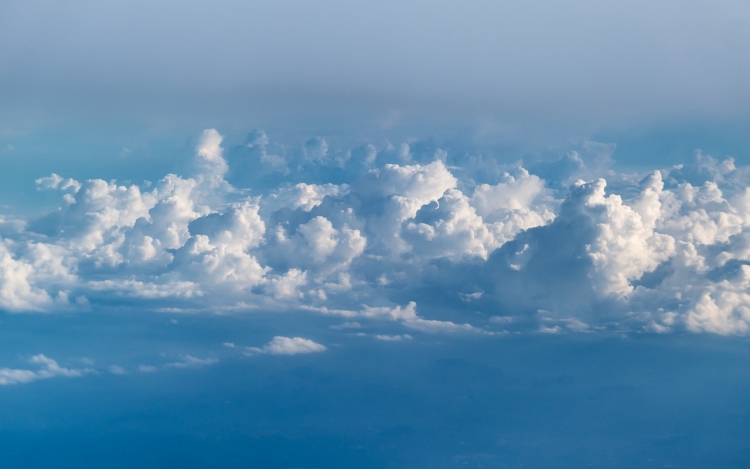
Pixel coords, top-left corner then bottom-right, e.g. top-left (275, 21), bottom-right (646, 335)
top-left (4, 129), bottom-right (750, 335)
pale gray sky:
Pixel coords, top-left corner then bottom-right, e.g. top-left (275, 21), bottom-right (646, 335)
top-left (1, 0), bottom-right (749, 130)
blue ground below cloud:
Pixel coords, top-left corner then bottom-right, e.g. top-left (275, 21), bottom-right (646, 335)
top-left (0, 311), bottom-right (747, 468)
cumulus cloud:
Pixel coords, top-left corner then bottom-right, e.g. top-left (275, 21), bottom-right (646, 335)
top-left (0, 240), bottom-right (76, 312)
top-left (247, 336), bottom-right (327, 355)
top-left (5, 129), bottom-right (750, 336)
top-left (264, 183), bottom-right (348, 213)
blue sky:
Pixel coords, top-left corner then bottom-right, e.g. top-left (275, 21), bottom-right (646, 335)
top-left (1, 2), bottom-right (750, 467)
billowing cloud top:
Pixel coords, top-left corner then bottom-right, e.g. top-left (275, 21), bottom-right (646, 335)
top-left (3, 129), bottom-right (750, 336)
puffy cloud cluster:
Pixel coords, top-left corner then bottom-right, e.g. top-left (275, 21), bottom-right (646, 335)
top-left (3, 130), bottom-right (750, 335)
top-left (404, 169), bottom-right (554, 261)
top-left (428, 156), bottom-right (750, 335)
top-left (0, 239), bottom-right (77, 312)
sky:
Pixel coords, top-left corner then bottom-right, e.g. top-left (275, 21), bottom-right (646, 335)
top-left (1, 2), bottom-right (750, 468)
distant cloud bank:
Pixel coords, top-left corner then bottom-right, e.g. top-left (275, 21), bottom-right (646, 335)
top-left (2, 129), bottom-right (750, 335)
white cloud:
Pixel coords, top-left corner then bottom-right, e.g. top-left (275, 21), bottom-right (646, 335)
top-left (489, 316), bottom-right (514, 324)
top-left (576, 173), bottom-right (675, 297)
top-left (264, 269), bottom-right (307, 300)
top-left (402, 317), bottom-right (489, 334)
top-left (172, 201), bottom-right (269, 291)
top-left (266, 216), bottom-right (366, 283)
top-left (0, 354), bottom-right (92, 386)
top-left (402, 168), bottom-right (555, 262)
top-left (330, 321), bottom-right (362, 330)
top-left (165, 355), bottom-right (219, 368)
top-left (317, 301), bottom-right (489, 334)
top-left (404, 189), bottom-right (494, 260)
top-left (35, 173), bottom-right (81, 192)
top-left (264, 183), bottom-right (348, 213)
top-left (374, 334), bottom-right (412, 341)
top-left (86, 279), bottom-right (201, 299)
top-left (353, 160), bottom-right (457, 255)
top-left (247, 336), bottom-right (327, 355)
top-left (0, 240), bottom-right (75, 312)
top-left (7, 129), bottom-right (750, 336)
top-left (196, 128), bottom-right (229, 178)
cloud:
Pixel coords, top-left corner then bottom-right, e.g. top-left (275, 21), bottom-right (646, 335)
top-left (403, 168), bottom-right (554, 261)
top-left (263, 183), bottom-right (348, 213)
top-left (264, 216), bottom-right (366, 281)
top-left (6, 129), bottom-right (750, 336)
top-left (330, 321), bottom-right (362, 330)
top-left (165, 355), bottom-right (219, 369)
top-left (196, 129), bottom-right (229, 178)
top-left (0, 354), bottom-right (92, 386)
top-left (35, 173), bottom-right (81, 192)
top-left (306, 301), bottom-right (488, 335)
top-left (247, 336), bottom-right (327, 356)
top-left (374, 334), bottom-right (412, 341)
top-left (108, 365), bottom-right (127, 375)
top-left (0, 240), bottom-right (75, 312)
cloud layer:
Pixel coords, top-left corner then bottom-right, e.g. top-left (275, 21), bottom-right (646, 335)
top-left (3, 130), bottom-right (750, 335)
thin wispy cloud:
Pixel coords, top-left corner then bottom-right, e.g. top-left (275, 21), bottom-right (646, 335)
top-left (0, 355), bottom-right (92, 386)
